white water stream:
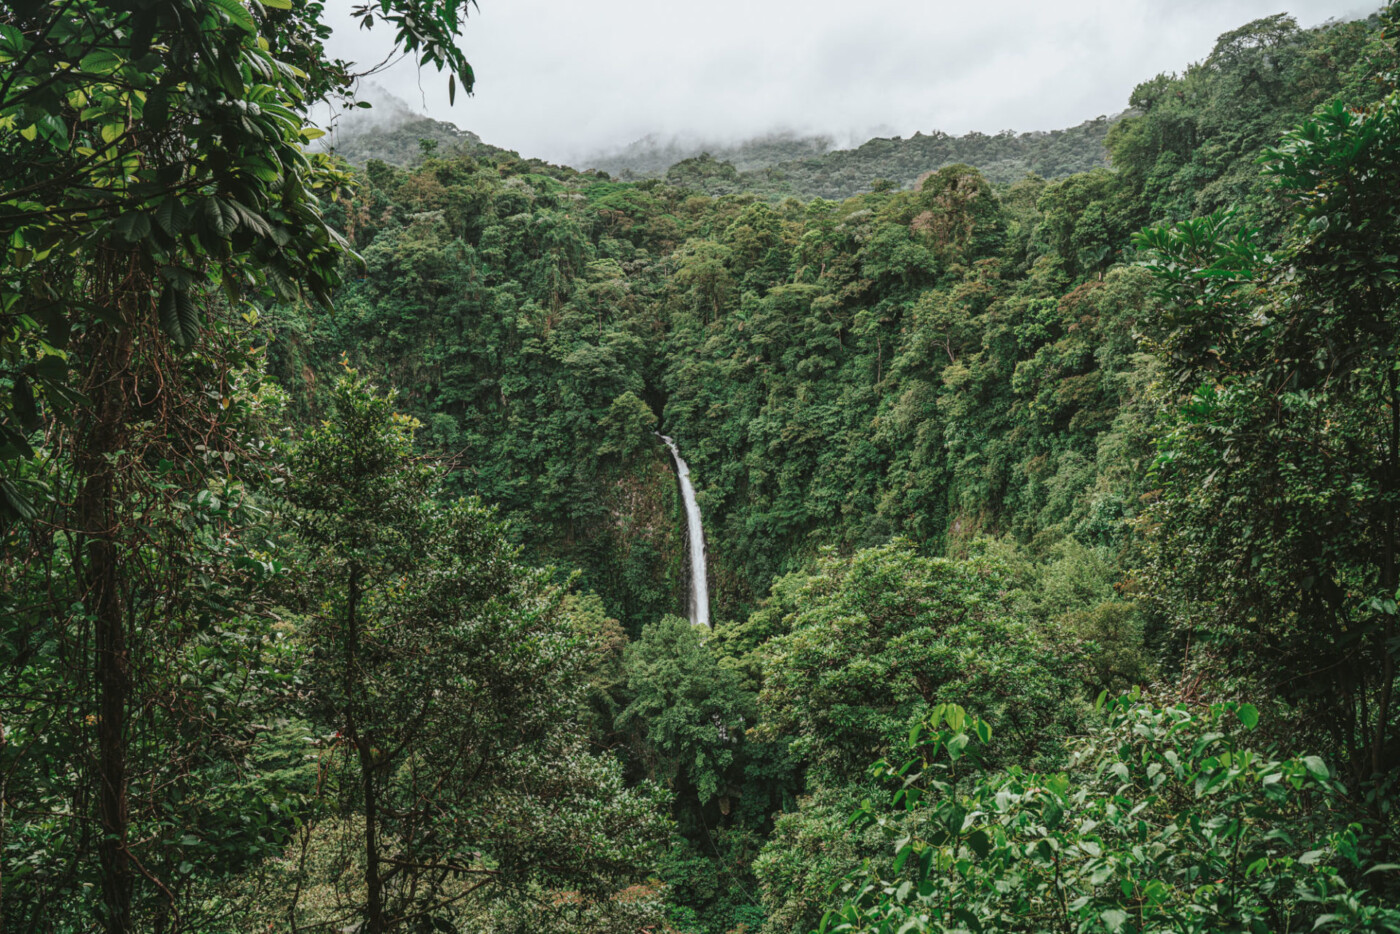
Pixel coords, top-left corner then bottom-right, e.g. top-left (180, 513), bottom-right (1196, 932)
top-left (657, 433), bottom-right (711, 628)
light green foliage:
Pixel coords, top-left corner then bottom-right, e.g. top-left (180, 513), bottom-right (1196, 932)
top-left (599, 390), bottom-right (660, 459)
top-left (673, 238), bottom-right (738, 321)
top-left (749, 541), bottom-right (1088, 933)
top-left (279, 113), bottom-right (1174, 626)
top-left (819, 699), bottom-right (1400, 934)
top-left (283, 13), bottom-right (1382, 628)
top-left (753, 785), bottom-right (875, 934)
top-left (1028, 540), bottom-right (1151, 694)
top-left (277, 157), bottom-right (683, 631)
top-left (758, 542), bottom-right (1084, 786)
top-left (622, 616), bottom-right (754, 804)
top-left (1106, 11), bottom-right (1396, 234)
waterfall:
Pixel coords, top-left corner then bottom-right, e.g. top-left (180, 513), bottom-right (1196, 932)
top-left (656, 433), bottom-right (711, 628)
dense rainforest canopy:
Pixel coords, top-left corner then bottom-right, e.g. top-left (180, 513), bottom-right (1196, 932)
top-left (339, 114), bottom-right (1119, 199)
top-left (4, 2), bottom-right (1400, 933)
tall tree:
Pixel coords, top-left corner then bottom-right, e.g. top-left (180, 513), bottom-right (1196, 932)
top-left (1135, 6), bottom-right (1400, 782)
top-left (0, 3), bottom-right (476, 930)
top-left (282, 374), bottom-right (668, 933)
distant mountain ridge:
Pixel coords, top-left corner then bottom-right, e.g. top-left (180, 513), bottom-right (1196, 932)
top-left (726, 115), bottom-right (1121, 198)
top-left (577, 130), bottom-right (838, 178)
top-left (326, 110), bottom-right (1122, 199)
top-left (324, 113), bottom-right (486, 167)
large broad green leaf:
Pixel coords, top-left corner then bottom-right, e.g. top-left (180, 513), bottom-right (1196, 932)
top-left (158, 284), bottom-right (181, 345)
top-left (111, 211), bottom-right (151, 244)
top-left (175, 290), bottom-right (198, 346)
top-left (208, 0), bottom-right (256, 34)
top-left (155, 197), bottom-right (190, 238)
top-left (0, 478), bottom-right (38, 521)
top-left (158, 284), bottom-right (199, 348)
top-left (1301, 755), bottom-right (1330, 781)
top-left (229, 200), bottom-right (273, 238)
top-left (80, 49), bottom-right (124, 75)
top-left (202, 197), bottom-right (239, 238)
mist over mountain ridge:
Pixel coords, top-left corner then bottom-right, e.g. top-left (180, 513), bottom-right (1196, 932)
top-left (324, 97), bottom-right (1120, 200)
top-left (318, 88), bottom-right (485, 168)
top-left (574, 130), bottom-right (840, 178)
top-left (648, 114), bottom-right (1120, 198)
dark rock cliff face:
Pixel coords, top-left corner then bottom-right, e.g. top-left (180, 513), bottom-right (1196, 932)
top-left (593, 454), bottom-right (687, 636)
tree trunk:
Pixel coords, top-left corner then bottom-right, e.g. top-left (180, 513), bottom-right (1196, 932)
top-left (76, 297), bottom-right (136, 934)
top-left (361, 742), bottom-right (385, 934)
top-left (1, 706), bottom-right (6, 934)
top-left (345, 567), bottom-right (386, 932)
top-left (1374, 365), bottom-right (1399, 776)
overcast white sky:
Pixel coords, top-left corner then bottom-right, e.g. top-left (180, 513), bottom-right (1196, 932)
top-left (323, 0), bottom-right (1374, 165)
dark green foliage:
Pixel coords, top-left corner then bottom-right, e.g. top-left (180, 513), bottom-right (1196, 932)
top-left (277, 375), bottom-right (669, 931)
top-left (584, 119), bottom-right (1119, 201)
top-left (1133, 77), bottom-right (1400, 785)
top-left (622, 616), bottom-right (754, 805)
top-left (285, 13), bottom-right (1385, 631)
top-left (0, 0), bottom-right (481, 512)
top-left (617, 615), bottom-right (799, 933)
top-left (0, 317), bottom-right (305, 932)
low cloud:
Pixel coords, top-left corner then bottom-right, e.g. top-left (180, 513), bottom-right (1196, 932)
top-left (324, 0), bottom-right (1371, 165)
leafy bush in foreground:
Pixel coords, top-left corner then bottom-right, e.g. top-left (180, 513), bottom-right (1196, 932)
top-left (820, 697), bottom-right (1400, 934)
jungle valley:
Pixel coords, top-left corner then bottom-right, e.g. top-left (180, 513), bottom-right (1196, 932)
top-left (4, 3), bottom-right (1400, 933)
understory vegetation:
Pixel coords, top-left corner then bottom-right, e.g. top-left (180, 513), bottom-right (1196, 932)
top-left (4, 2), bottom-right (1400, 932)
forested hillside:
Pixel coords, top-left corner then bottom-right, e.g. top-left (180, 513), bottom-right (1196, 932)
top-left (281, 10), bottom-right (1387, 630)
top-left (5, 3), bottom-right (1400, 934)
top-left (670, 115), bottom-right (1117, 198)
top-left (332, 113), bottom-right (1115, 200)
top-left (577, 116), bottom-right (1116, 198)
top-left (327, 112), bottom-right (487, 167)
top-left (579, 130), bottom-right (838, 179)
